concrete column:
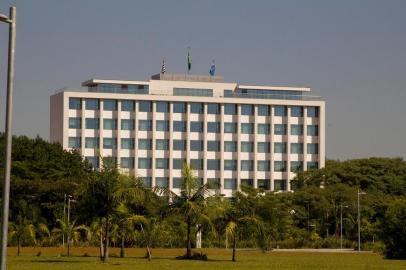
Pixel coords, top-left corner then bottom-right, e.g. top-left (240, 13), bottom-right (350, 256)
top-left (220, 104), bottom-right (225, 194)
top-left (186, 103), bottom-right (190, 164)
top-left (168, 103), bottom-right (173, 188)
top-left (80, 98), bottom-right (86, 156)
top-left (270, 105), bottom-right (275, 191)
top-left (303, 107), bottom-right (308, 172)
top-left (99, 100), bottom-right (104, 167)
top-left (203, 103), bottom-right (208, 184)
top-left (237, 104), bottom-right (241, 191)
top-left (286, 107), bottom-right (291, 191)
top-left (151, 102), bottom-right (156, 188)
top-left (253, 105), bottom-right (258, 189)
top-left (117, 100), bottom-right (122, 169)
top-left (319, 104), bottom-right (326, 168)
top-left (134, 101), bottom-right (139, 176)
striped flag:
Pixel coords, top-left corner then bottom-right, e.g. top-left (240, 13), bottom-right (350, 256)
top-left (187, 51), bottom-right (192, 72)
top-left (161, 58), bottom-right (166, 74)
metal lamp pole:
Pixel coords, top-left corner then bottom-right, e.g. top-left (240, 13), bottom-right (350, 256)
top-left (0, 6), bottom-right (16, 270)
top-left (357, 189), bottom-right (366, 252)
top-left (63, 194), bottom-right (66, 248)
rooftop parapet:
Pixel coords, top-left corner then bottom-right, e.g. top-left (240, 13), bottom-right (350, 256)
top-left (151, 73), bottom-right (224, 83)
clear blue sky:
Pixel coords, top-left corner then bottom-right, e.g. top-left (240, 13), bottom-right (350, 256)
top-left (0, 0), bottom-right (405, 160)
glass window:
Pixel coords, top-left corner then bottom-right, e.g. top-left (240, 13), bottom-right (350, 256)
top-left (121, 138), bottom-right (135, 149)
top-left (68, 137), bottom-right (81, 148)
top-left (85, 99), bottom-right (99, 110)
top-left (241, 160), bottom-right (254, 171)
top-left (103, 119), bottom-right (117, 130)
top-left (85, 137), bottom-right (99, 148)
top-left (207, 159), bottom-right (220, 170)
top-left (139, 120), bottom-right (152, 131)
top-left (224, 122), bottom-right (237, 133)
top-left (258, 105), bottom-right (270, 116)
top-left (207, 178), bottom-right (220, 189)
top-left (224, 141), bottom-right (237, 152)
top-left (121, 119), bottom-right (135, 130)
top-left (307, 106), bottom-right (319, 117)
top-left (156, 158), bottom-right (169, 169)
top-left (156, 120), bottom-right (169, 132)
top-left (190, 121), bottom-right (204, 132)
top-left (69, 98), bottom-right (81, 109)
top-left (241, 123), bottom-right (254, 134)
top-left (85, 156), bottom-right (99, 168)
top-left (207, 122), bottom-right (220, 133)
top-left (121, 100), bottom-right (134, 111)
top-left (174, 88), bottom-right (213, 97)
top-left (173, 177), bottom-right (183, 189)
top-left (307, 143), bottom-right (319, 154)
top-left (138, 139), bottom-right (152, 150)
top-left (258, 179), bottom-right (270, 190)
top-left (274, 142), bottom-right (287, 153)
top-left (85, 118), bottom-right (99, 130)
top-left (173, 102), bottom-right (186, 113)
top-left (224, 90), bottom-right (233, 97)
top-left (307, 125), bottom-right (319, 136)
top-left (258, 160), bottom-right (270, 171)
top-left (156, 139), bottom-right (169, 150)
top-left (190, 159), bottom-right (203, 170)
top-left (258, 142), bottom-right (270, 153)
top-left (156, 101), bottom-right (169, 113)
top-left (103, 100), bottom-right (117, 111)
top-left (224, 178), bottom-right (237, 190)
top-left (224, 160), bottom-right (237, 171)
top-left (139, 101), bottom-right (152, 112)
top-left (190, 140), bottom-right (203, 151)
top-left (103, 138), bottom-right (117, 149)
top-left (258, 124), bottom-right (270, 134)
top-left (173, 121), bottom-right (186, 132)
top-left (241, 179), bottom-right (253, 187)
top-left (173, 140), bottom-right (186, 151)
top-left (274, 161), bottom-right (287, 172)
top-left (207, 103), bottom-right (220, 114)
top-left (291, 143), bottom-right (303, 154)
top-left (291, 106), bottom-right (303, 117)
top-left (190, 102), bottom-right (204, 114)
top-left (120, 157), bottom-right (134, 169)
top-left (307, 161), bottom-right (319, 170)
top-left (274, 105), bottom-right (286, 116)
top-left (291, 161), bottom-right (303, 172)
top-left (142, 177), bottom-right (152, 188)
top-left (173, 158), bottom-right (185, 169)
top-left (207, 141), bottom-right (220, 152)
top-left (241, 142), bottom-right (253, 152)
top-left (274, 179), bottom-right (287, 191)
top-left (155, 177), bottom-right (169, 188)
top-left (69, 117), bottom-right (81, 129)
top-left (224, 104), bottom-right (237, 115)
top-left (138, 158), bottom-right (152, 169)
top-left (291, 124), bottom-right (303, 135)
top-left (274, 124), bottom-right (287, 135)
top-left (241, 104), bottom-right (254, 115)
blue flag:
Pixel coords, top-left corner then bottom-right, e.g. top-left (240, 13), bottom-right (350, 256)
top-left (209, 61), bottom-right (215, 76)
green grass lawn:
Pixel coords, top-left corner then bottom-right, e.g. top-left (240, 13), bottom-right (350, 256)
top-left (5, 247), bottom-right (406, 270)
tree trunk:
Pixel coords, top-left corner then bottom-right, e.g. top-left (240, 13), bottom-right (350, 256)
top-left (120, 232), bottom-right (125, 258)
top-left (17, 238), bottom-right (20, 256)
top-left (103, 217), bottom-right (110, 262)
top-left (99, 218), bottom-right (104, 261)
top-left (232, 233), bottom-right (237, 262)
top-left (186, 218), bottom-right (192, 258)
top-left (140, 223), bottom-right (151, 261)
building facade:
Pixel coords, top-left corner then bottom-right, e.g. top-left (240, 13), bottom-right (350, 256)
top-left (50, 73), bottom-right (325, 196)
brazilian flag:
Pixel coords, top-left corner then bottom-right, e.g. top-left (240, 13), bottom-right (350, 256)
top-left (187, 51), bottom-right (191, 71)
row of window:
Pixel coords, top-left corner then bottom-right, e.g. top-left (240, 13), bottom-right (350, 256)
top-left (69, 118), bottom-right (319, 136)
top-left (85, 156), bottom-right (318, 172)
top-left (69, 98), bottom-right (319, 117)
top-left (70, 136), bottom-right (319, 154)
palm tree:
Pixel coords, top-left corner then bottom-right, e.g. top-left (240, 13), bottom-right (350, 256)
top-left (52, 219), bottom-right (90, 256)
top-left (8, 218), bottom-right (36, 256)
top-left (157, 162), bottom-right (212, 259)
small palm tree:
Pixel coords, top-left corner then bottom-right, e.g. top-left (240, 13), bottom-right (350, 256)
top-left (157, 162), bottom-right (213, 259)
top-left (52, 219), bottom-right (90, 256)
top-left (8, 218), bottom-right (36, 256)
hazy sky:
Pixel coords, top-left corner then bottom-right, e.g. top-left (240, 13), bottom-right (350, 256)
top-left (0, 0), bottom-right (405, 160)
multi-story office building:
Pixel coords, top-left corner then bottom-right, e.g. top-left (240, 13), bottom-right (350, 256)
top-left (50, 73), bottom-right (325, 196)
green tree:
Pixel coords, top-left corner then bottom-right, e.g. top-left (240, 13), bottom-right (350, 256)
top-left (52, 219), bottom-right (90, 256)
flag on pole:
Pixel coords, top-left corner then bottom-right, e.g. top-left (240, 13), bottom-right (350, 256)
top-left (209, 60), bottom-right (216, 76)
top-left (187, 51), bottom-right (192, 72)
top-left (161, 58), bottom-right (166, 74)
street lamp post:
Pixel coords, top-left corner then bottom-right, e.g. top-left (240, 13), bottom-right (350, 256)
top-left (0, 6), bottom-right (16, 270)
top-left (63, 194), bottom-right (67, 248)
top-left (357, 189), bottom-right (366, 252)
top-left (340, 203), bottom-right (348, 249)
top-left (67, 195), bottom-right (76, 257)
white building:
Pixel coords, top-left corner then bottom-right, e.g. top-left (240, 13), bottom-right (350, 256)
top-left (50, 73), bottom-right (325, 196)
